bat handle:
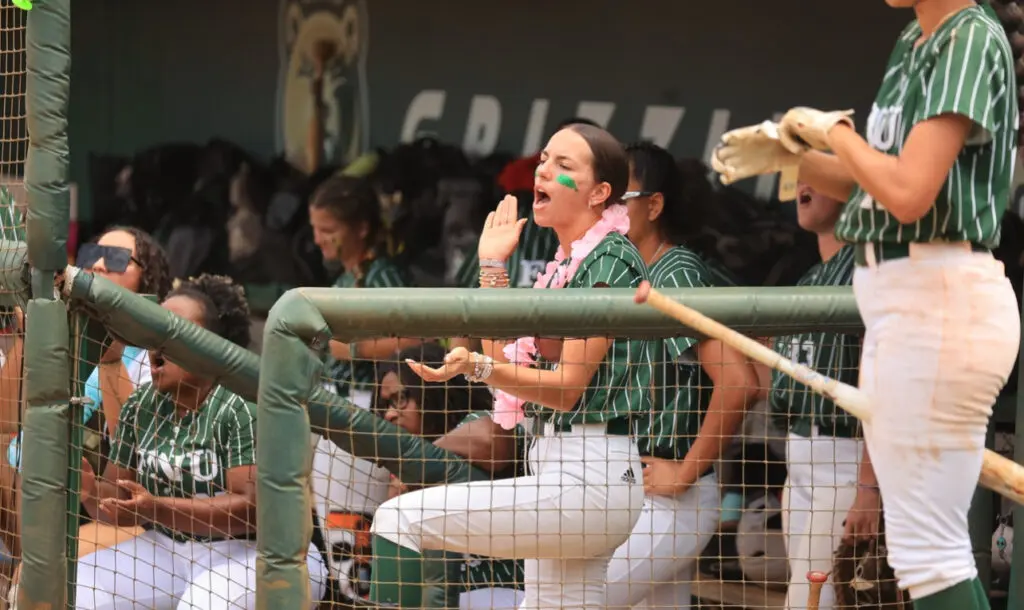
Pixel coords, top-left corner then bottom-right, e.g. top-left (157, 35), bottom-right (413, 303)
top-left (806, 570), bottom-right (829, 610)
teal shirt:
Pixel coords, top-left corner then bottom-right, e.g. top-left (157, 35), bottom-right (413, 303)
top-left (326, 256), bottom-right (408, 395)
top-left (529, 232), bottom-right (652, 426)
top-left (636, 247), bottom-right (715, 460)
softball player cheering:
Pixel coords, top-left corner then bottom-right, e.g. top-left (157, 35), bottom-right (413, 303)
top-left (605, 142), bottom-right (759, 608)
top-left (372, 124), bottom-right (650, 609)
top-left (713, 2), bottom-right (1024, 608)
top-left (769, 183), bottom-right (865, 610)
top-left (75, 275), bottom-right (327, 609)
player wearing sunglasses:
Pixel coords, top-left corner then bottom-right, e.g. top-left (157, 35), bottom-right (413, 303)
top-left (0, 226), bottom-right (171, 598)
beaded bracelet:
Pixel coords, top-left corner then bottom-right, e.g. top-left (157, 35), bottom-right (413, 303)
top-left (465, 353), bottom-right (494, 382)
top-left (479, 269), bottom-right (510, 288)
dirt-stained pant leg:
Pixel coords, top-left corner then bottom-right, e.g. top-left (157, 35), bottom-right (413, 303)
top-left (853, 245), bottom-right (1020, 601)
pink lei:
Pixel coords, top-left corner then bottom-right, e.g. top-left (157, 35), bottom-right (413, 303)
top-left (491, 204), bottom-right (631, 430)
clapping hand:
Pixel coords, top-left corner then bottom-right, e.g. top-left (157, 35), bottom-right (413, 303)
top-left (477, 195), bottom-right (527, 263)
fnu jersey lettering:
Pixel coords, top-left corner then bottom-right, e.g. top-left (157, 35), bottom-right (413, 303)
top-left (136, 447), bottom-right (220, 485)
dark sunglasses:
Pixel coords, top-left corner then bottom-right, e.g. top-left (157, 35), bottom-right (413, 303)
top-left (622, 191), bottom-right (657, 201)
top-left (77, 244), bottom-right (143, 273)
top-left (375, 389), bottom-right (410, 415)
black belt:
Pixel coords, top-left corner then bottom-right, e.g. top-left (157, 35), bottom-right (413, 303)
top-left (532, 416), bottom-right (631, 437)
top-left (854, 242), bottom-right (989, 267)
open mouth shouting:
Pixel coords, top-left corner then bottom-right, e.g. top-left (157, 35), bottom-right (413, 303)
top-left (533, 185), bottom-right (552, 210)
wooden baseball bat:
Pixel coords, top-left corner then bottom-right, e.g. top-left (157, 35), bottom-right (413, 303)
top-left (634, 281), bottom-right (1024, 505)
top-left (806, 571), bottom-right (829, 610)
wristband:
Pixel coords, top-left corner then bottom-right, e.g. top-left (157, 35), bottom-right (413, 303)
top-left (479, 258), bottom-right (507, 269)
top-left (464, 353), bottom-right (494, 383)
top-left (858, 483), bottom-right (879, 493)
top-left (349, 342), bottom-right (359, 360)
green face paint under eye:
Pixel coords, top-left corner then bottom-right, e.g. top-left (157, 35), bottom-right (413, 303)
top-left (556, 174), bottom-right (578, 191)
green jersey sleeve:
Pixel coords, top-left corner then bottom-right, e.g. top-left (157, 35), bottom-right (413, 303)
top-left (222, 398), bottom-right (257, 469)
top-left (920, 18), bottom-right (1007, 138)
top-left (650, 248), bottom-right (714, 359)
top-left (108, 386), bottom-right (148, 469)
top-left (365, 258), bottom-right (408, 288)
top-left (573, 247), bottom-right (644, 289)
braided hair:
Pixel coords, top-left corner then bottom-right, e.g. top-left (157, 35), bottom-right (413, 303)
top-left (989, 0), bottom-right (1024, 145)
top-left (106, 225), bottom-right (172, 299)
top-left (166, 274), bottom-right (251, 348)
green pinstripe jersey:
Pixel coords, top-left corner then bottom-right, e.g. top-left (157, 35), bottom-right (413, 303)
top-left (701, 255), bottom-right (739, 288)
top-left (770, 246), bottom-right (862, 438)
top-left (455, 412), bottom-right (524, 592)
top-left (109, 384), bottom-right (257, 542)
top-left (327, 257), bottom-right (408, 395)
top-left (454, 212), bottom-right (558, 288)
top-left (835, 6), bottom-right (1018, 247)
top-left (530, 231), bottom-right (652, 426)
top-left (636, 247), bottom-right (715, 460)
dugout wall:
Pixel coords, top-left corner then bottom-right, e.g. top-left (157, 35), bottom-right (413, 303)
top-left (3, 2), bottom-right (1024, 609)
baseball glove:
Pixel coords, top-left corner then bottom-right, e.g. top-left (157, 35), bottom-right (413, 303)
top-left (710, 120), bottom-right (802, 185)
top-left (832, 531), bottom-right (910, 609)
top-left (777, 106), bottom-right (855, 153)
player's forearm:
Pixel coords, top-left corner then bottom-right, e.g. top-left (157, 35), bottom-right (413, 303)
top-left (857, 444), bottom-right (878, 488)
top-left (355, 337), bottom-right (421, 361)
top-left (679, 381), bottom-right (754, 485)
top-left (485, 362), bottom-right (592, 411)
top-left (798, 150), bottom-right (857, 203)
top-left (827, 124), bottom-right (931, 224)
top-left (150, 494), bottom-right (256, 538)
top-left (479, 268), bottom-right (512, 363)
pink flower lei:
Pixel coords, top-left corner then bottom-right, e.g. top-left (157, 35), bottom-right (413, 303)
top-left (491, 204), bottom-right (630, 430)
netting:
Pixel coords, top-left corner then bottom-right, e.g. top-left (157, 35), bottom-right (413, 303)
top-left (0, 3), bottom-right (26, 607)
top-left (42, 282), bottom-right (894, 610)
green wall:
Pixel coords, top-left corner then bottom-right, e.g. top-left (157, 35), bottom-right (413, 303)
top-left (68, 0), bottom-right (909, 221)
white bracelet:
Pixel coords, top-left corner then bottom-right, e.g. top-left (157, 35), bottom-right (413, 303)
top-left (465, 352), bottom-right (494, 382)
top-left (479, 258), bottom-right (507, 270)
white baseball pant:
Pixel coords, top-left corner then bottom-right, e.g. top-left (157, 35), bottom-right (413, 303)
top-left (459, 587), bottom-right (526, 609)
top-left (604, 473), bottom-right (720, 609)
top-left (854, 243), bottom-right (1020, 600)
top-left (311, 386), bottom-right (392, 520)
top-left (782, 430), bottom-right (862, 610)
top-left (371, 422), bottom-right (645, 609)
top-left (73, 529), bottom-right (328, 609)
